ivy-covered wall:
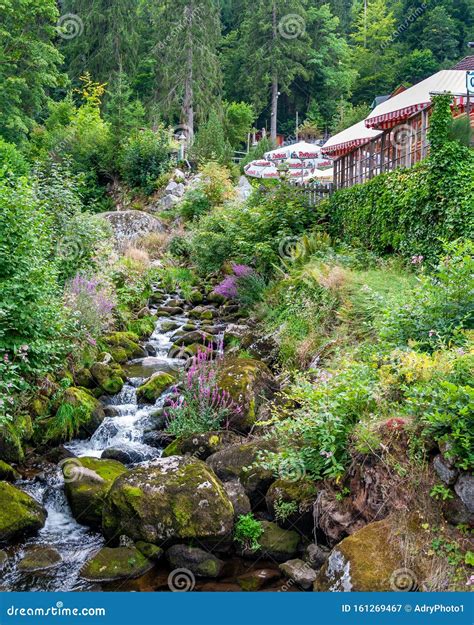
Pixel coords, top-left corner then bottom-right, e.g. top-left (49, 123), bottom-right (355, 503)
top-left (325, 96), bottom-right (474, 259)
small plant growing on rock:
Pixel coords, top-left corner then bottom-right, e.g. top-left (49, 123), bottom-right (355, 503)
top-left (165, 343), bottom-right (241, 437)
top-left (234, 513), bottom-right (263, 552)
top-left (273, 499), bottom-right (298, 523)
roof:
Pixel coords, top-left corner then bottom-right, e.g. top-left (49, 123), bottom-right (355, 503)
top-left (321, 120), bottom-right (383, 157)
top-left (371, 94), bottom-right (390, 110)
top-left (365, 70), bottom-right (469, 129)
top-left (451, 56), bottom-right (474, 71)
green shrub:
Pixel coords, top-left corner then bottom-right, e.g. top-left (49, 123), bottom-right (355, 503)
top-left (381, 240), bottom-right (474, 351)
top-left (234, 513), bottom-right (263, 552)
top-left (180, 189), bottom-right (212, 221)
top-left (0, 139), bottom-right (29, 178)
top-left (120, 127), bottom-right (171, 193)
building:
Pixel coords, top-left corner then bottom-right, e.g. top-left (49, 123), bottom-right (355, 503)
top-left (322, 69), bottom-right (473, 190)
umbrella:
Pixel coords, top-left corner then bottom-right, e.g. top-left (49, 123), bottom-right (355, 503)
top-left (244, 161), bottom-right (279, 179)
top-left (264, 141), bottom-right (322, 161)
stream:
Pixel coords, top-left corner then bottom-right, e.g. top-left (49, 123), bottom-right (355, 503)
top-left (2, 297), bottom-right (287, 592)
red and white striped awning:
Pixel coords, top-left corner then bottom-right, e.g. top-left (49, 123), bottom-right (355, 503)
top-left (365, 70), bottom-right (470, 130)
top-left (321, 120), bottom-right (383, 158)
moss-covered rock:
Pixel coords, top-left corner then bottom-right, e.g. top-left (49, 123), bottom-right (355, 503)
top-left (0, 549), bottom-right (7, 571)
top-left (80, 547), bottom-right (153, 582)
top-left (102, 332), bottom-right (146, 364)
top-left (0, 422), bottom-right (25, 463)
top-left (223, 480), bottom-right (251, 518)
top-left (188, 291), bottom-right (203, 305)
top-left (162, 431), bottom-right (242, 460)
top-left (62, 457), bottom-right (127, 529)
top-left (0, 482), bottom-right (46, 543)
top-left (128, 316), bottom-right (156, 339)
top-left (135, 541), bottom-right (163, 561)
top-left (0, 460), bottom-right (20, 482)
top-left (90, 362), bottom-right (125, 395)
top-left (314, 519), bottom-right (415, 592)
top-left (136, 372), bottom-right (176, 403)
top-left (207, 440), bottom-right (276, 506)
top-left (257, 521), bottom-right (300, 562)
top-left (45, 387), bottom-right (105, 445)
top-left (30, 396), bottom-right (50, 418)
top-left (237, 568), bottom-right (281, 591)
top-left (103, 456), bottom-right (234, 548)
top-left (18, 546), bottom-right (62, 572)
top-left (74, 368), bottom-right (95, 389)
top-left (172, 330), bottom-right (215, 347)
top-left (161, 321), bottom-right (181, 333)
top-left (216, 357), bottom-right (278, 432)
top-left (266, 479), bottom-right (318, 531)
top-left (166, 544), bottom-right (224, 578)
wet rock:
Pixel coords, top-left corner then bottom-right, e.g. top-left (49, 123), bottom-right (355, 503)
top-left (143, 430), bottom-right (174, 449)
top-left (0, 482), bottom-right (47, 543)
top-left (128, 316), bottom-right (156, 339)
top-left (303, 543), bottom-right (330, 570)
top-left (102, 332), bottom-right (146, 364)
top-left (223, 480), bottom-right (251, 518)
top-left (101, 210), bottom-right (163, 247)
top-left (237, 568), bottom-right (281, 591)
top-left (101, 447), bottom-right (146, 465)
top-left (216, 357), bottom-right (278, 432)
top-left (124, 357), bottom-right (178, 379)
top-left (171, 330), bottom-right (215, 347)
top-left (0, 459), bottom-right (20, 482)
top-left (162, 431), bottom-right (242, 460)
top-left (49, 388), bottom-right (105, 443)
top-left (454, 474), bottom-right (474, 513)
top-left (18, 546), bottom-right (62, 573)
top-left (279, 559), bottom-right (317, 589)
top-left (158, 306), bottom-right (184, 315)
top-left (0, 550), bottom-right (7, 571)
top-left (74, 368), bottom-right (95, 389)
top-left (166, 544), bottom-right (224, 578)
top-left (90, 362), bottom-right (125, 395)
top-left (258, 521), bottom-right (300, 562)
top-left (0, 421), bottom-right (25, 463)
top-left (103, 456), bottom-right (234, 549)
top-left (207, 291), bottom-right (226, 305)
top-left (433, 455), bottom-right (458, 486)
top-left (135, 541), bottom-right (163, 562)
top-left (145, 343), bottom-right (157, 356)
top-left (80, 547), bottom-right (153, 582)
top-left (136, 371), bottom-right (177, 403)
top-left (207, 440), bottom-right (276, 506)
top-left (62, 457), bottom-right (127, 529)
top-left (161, 321), bottom-right (181, 333)
top-left (43, 445), bottom-right (75, 464)
top-left (266, 479), bottom-right (317, 532)
top-left (314, 519), bottom-right (418, 592)
top-left (442, 495), bottom-right (474, 526)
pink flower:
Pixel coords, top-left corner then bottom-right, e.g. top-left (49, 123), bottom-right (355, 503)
top-left (467, 575), bottom-right (474, 587)
top-left (411, 255), bottom-right (423, 265)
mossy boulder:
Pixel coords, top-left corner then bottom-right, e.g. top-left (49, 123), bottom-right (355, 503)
top-left (171, 330), bottom-right (215, 347)
top-left (128, 316), bottom-right (156, 339)
top-left (166, 544), bottom-right (224, 578)
top-left (0, 549), bottom-right (7, 571)
top-left (266, 479), bottom-right (318, 531)
top-left (102, 332), bottom-right (146, 364)
top-left (0, 482), bottom-right (46, 543)
top-left (0, 460), bottom-right (20, 482)
top-left (257, 521), bottom-right (300, 562)
top-left (206, 440), bottom-right (276, 506)
top-left (136, 372), bottom-right (176, 403)
top-left (102, 456), bottom-right (234, 548)
top-left (314, 519), bottom-right (416, 592)
top-left (74, 368), bottom-right (95, 389)
top-left (90, 362), bottom-right (125, 395)
top-left (46, 387), bottom-right (105, 444)
top-left (0, 421), bottom-right (25, 463)
top-left (216, 357), bottom-right (278, 432)
top-left (188, 291), bottom-right (204, 305)
top-left (80, 547), bottom-right (153, 582)
top-left (18, 546), bottom-right (62, 572)
top-left (162, 431), bottom-right (242, 460)
top-left (62, 457), bottom-right (127, 529)
top-left (30, 396), bottom-right (50, 418)
top-left (135, 541), bottom-right (163, 562)
top-left (161, 321), bottom-right (181, 333)
top-left (223, 480), bottom-right (251, 518)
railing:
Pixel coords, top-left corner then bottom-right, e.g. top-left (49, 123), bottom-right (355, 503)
top-left (295, 181), bottom-right (334, 206)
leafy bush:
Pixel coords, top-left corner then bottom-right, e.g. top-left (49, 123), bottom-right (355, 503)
top-left (233, 513), bottom-right (263, 552)
top-left (214, 264), bottom-right (266, 309)
top-left (180, 189), bottom-right (212, 221)
top-left (381, 240), bottom-right (474, 351)
top-left (165, 346), bottom-right (241, 437)
top-left (190, 110), bottom-right (232, 165)
top-left (0, 139), bottom-right (29, 178)
top-left (64, 274), bottom-right (116, 341)
top-left (223, 101), bottom-right (255, 149)
top-left (120, 127), bottom-right (171, 193)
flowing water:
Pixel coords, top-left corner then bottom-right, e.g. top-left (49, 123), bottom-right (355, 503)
top-left (2, 301), bottom-right (193, 591)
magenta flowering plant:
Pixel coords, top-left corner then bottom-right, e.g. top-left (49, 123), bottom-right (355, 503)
top-left (165, 339), bottom-right (242, 437)
top-left (214, 264), bottom-right (265, 308)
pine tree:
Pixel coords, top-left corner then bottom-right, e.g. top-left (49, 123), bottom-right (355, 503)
top-left (0, 0), bottom-right (62, 142)
top-left (419, 6), bottom-right (459, 63)
top-left (239, 0), bottom-right (310, 142)
top-left (151, 0), bottom-right (222, 137)
top-left (105, 72), bottom-right (145, 147)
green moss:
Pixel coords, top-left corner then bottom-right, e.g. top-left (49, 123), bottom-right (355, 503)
top-left (0, 482), bottom-right (46, 542)
top-left (90, 362), bottom-right (125, 395)
top-left (0, 422), bottom-right (24, 463)
top-left (128, 316), bottom-right (156, 339)
top-left (162, 439), bottom-right (181, 457)
top-left (0, 460), bottom-right (20, 482)
top-left (136, 372), bottom-right (176, 403)
top-left (80, 547), bottom-right (152, 582)
top-left (101, 332), bottom-right (144, 363)
top-left (135, 541), bottom-right (163, 561)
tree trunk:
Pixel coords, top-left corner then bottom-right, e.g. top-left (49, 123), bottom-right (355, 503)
top-left (182, 1), bottom-right (194, 139)
top-left (270, 1), bottom-right (278, 144)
